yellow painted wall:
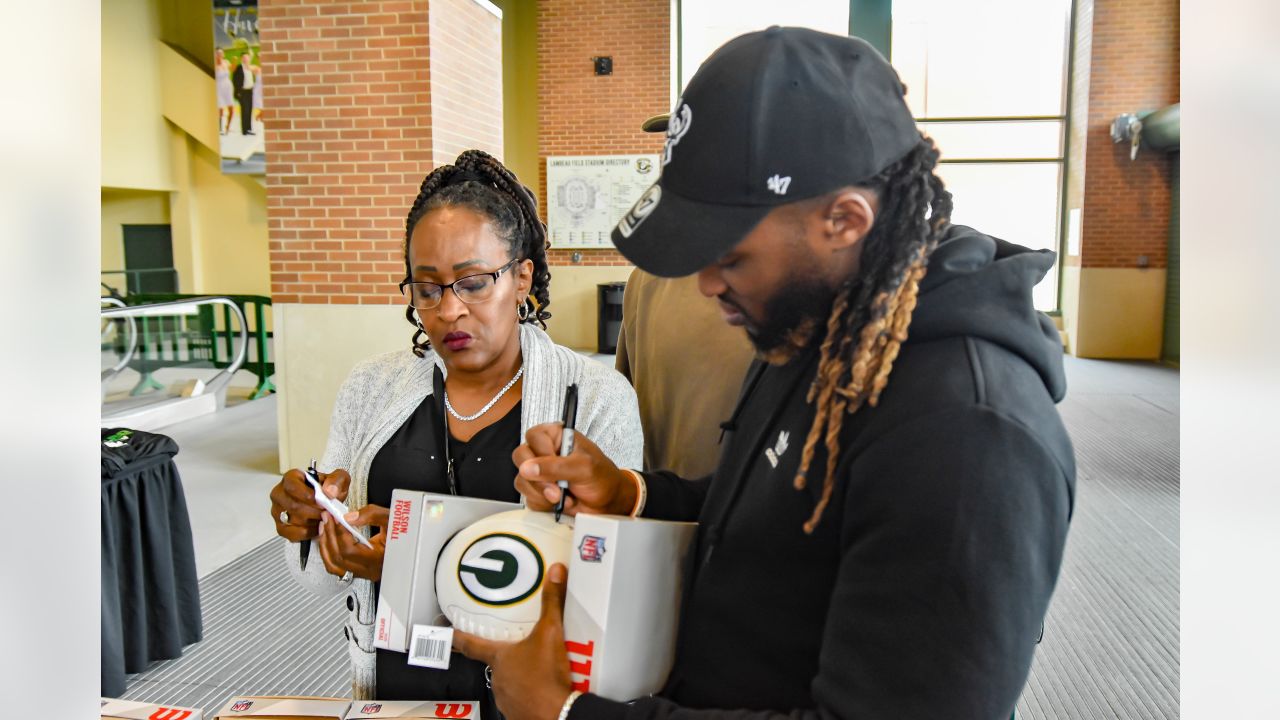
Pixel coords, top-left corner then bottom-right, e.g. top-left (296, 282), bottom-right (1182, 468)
top-left (1071, 268), bottom-right (1167, 359)
top-left (157, 0), bottom-right (213, 70)
top-left (102, 0), bottom-right (174, 191)
top-left (158, 40), bottom-right (219, 151)
top-left (494, 0), bottom-right (541, 200)
top-left (544, 265), bottom-right (635, 350)
top-left (1061, 264), bottom-right (1081, 355)
top-left (187, 138), bottom-right (270, 295)
top-left (101, 0), bottom-right (270, 299)
top-left (101, 189), bottom-right (171, 289)
top-left (275, 304), bottom-right (416, 471)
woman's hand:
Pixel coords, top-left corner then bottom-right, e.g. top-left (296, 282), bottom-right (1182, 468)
top-left (269, 467), bottom-right (352, 542)
top-left (316, 504), bottom-right (390, 581)
top-left (512, 423), bottom-right (637, 517)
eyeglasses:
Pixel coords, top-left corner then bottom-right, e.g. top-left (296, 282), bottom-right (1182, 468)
top-left (399, 259), bottom-right (518, 311)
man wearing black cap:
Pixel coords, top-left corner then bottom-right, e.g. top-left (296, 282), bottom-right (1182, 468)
top-left (454, 27), bottom-right (1075, 720)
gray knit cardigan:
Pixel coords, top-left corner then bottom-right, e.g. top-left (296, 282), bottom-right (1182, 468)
top-left (283, 323), bottom-right (643, 699)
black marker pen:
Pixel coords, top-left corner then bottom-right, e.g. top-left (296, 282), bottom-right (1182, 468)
top-left (554, 383), bottom-right (578, 522)
top-left (300, 458), bottom-right (319, 571)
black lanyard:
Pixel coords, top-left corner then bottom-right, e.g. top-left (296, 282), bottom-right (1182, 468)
top-left (431, 365), bottom-right (459, 496)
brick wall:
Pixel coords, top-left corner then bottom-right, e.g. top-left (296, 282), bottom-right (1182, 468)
top-left (1078, 0), bottom-right (1179, 269)
top-left (537, 0), bottom-right (669, 267)
top-left (430, 0), bottom-right (504, 167)
top-left (261, 0), bottom-right (502, 305)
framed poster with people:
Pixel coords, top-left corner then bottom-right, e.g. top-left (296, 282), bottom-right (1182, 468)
top-left (213, 0), bottom-right (264, 174)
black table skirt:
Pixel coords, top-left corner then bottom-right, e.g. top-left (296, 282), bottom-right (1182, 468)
top-left (101, 447), bottom-right (203, 696)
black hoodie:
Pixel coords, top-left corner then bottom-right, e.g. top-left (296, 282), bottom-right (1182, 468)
top-left (572, 226), bottom-right (1076, 720)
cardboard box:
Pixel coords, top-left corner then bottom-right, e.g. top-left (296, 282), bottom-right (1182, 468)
top-left (374, 490), bottom-right (520, 653)
top-left (211, 696), bottom-right (350, 719)
top-left (344, 700), bottom-right (479, 719)
top-left (562, 514), bottom-right (697, 702)
top-left (101, 698), bottom-right (203, 720)
top-left (375, 494), bottom-right (697, 702)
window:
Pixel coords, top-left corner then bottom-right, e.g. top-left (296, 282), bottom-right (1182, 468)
top-left (892, 0), bottom-right (1073, 311)
top-left (678, 1), bottom-right (849, 91)
top-left (674, 0), bottom-right (1074, 310)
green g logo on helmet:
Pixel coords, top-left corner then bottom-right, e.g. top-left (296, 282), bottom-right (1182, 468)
top-left (456, 533), bottom-right (545, 606)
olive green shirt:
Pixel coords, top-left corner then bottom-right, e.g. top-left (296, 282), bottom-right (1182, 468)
top-left (615, 269), bottom-right (755, 477)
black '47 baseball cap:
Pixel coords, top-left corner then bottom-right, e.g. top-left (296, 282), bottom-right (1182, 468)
top-left (612, 27), bottom-right (921, 278)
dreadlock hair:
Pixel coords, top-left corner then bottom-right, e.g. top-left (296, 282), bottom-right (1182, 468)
top-left (402, 149), bottom-right (551, 357)
top-left (792, 136), bottom-right (953, 534)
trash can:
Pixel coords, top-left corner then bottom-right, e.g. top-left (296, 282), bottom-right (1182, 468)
top-left (101, 427), bottom-right (203, 696)
top-left (597, 281), bottom-right (627, 354)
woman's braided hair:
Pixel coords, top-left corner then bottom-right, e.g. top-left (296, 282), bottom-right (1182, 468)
top-left (793, 137), bottom-right (953, 533)
top-left (402, 149), bottom-right (551, 357)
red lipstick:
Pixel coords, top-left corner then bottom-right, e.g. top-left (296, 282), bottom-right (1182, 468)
top-left (443, 332), bottom-right (472, 351)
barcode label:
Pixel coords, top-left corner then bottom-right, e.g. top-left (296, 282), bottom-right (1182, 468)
top-left (415, 637), bottom-right (445, 661)
top-left (407, 624), bottom-right (453, 670)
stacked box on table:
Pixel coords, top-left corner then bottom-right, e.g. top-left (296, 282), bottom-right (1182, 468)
top-left (211, 696), bottom-right (350, 719)
top-left (101, 697), bottom-right (203, 719)
top-left (345, 700), bottom-right (479, 719)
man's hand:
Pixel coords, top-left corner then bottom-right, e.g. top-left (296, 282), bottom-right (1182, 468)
top-left (316, 504), bottom-right (389, 581)
top-left (269, 467), bottom-right (352, 542)
top-left (512, 423), bottom-right (637, 517)
top-left (453, 563), bottom-right (575, 720)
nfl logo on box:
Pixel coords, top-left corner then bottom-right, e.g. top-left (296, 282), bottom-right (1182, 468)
top-left (578, 535), bottom-right (605, 563)
top-left (230, 700), bottom-right (253, 712)
top-left (362, 704), bottom-right (382, 714)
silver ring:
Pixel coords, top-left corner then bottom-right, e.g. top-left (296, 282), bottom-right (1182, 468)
top-left (279, 509), bottom-right (290, 525)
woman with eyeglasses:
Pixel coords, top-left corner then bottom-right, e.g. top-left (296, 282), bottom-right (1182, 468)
top-left (267, 149), bottom-right (642, 712)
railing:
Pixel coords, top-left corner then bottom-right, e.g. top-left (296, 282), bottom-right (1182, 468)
top-left (102, 268), bottom-right (181, 297)
top-left (100, 297), bottom-right (138, 392)
top-left (104, 294), bottom-right (274, 400)
top-left (101, 297), bottom-right (248, 401)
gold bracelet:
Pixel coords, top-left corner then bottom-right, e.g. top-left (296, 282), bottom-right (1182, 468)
top-left (621, 469), bottom-right (647, 517)
top-left (557, 689), bottom-right (584, 720)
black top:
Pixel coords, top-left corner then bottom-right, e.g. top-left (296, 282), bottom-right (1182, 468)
top-left (367, 398), bottom-right (524, 508)
top-left (368, 367), bottom-right (523, 716)
top-left (570, 226), bottom-right (1076, 720)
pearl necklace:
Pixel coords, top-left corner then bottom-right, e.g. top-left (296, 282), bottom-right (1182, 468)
top-left (444, 365), bottom-right (524, 422)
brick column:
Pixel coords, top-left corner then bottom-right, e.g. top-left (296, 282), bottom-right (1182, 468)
top-left (536, 0), bottom-right (669, 267)
top-left (1061, 0), bottom-right (1179, 359)
top-left (261, 0), bottom-right (433, 306)
top-left (259, 0), bottom-right (504, 470)
top-left (1079, 0), bottom-right (1179, 270)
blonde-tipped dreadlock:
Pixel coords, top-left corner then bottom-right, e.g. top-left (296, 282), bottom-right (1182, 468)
top-left (793, 138), bottom-right (953, 534)
top-left (402, 149), bottom-right (552, 357)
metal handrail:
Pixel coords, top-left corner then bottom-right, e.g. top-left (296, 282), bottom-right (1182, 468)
top-left (101, 268), bottom-right (181, 296)
top-left (120, 292), bottom-right (275, 399)
top-left (100, 297), bottom-right (137, 387)
top-left (100, 297), bottom-right (248, 398)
